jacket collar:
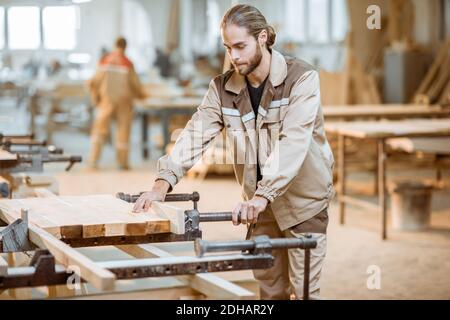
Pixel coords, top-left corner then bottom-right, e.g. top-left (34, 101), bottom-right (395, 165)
top-left (224, 49), bottom-right (287, 95)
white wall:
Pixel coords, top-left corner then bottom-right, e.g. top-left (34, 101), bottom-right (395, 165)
top-left (136, 0), bottom-right (172, 50)
top-left (77, 0), bottom-right (123, 65)
top-left (0, 0), bottom-right (124, 70)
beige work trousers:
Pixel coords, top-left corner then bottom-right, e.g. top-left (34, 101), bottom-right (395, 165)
top-left (252, 207), bottom-right (327, 300)
top-left (88, 100), bottom-right (133, 168)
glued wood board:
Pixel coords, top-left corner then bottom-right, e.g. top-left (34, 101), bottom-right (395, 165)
top-left (0, 195), bottom-right (170, 239)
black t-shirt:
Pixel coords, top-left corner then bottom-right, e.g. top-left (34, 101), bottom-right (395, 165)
top-left (247, 77), bottom-right (268, 116)
top-left (247, 76), bottom-right (268, 182)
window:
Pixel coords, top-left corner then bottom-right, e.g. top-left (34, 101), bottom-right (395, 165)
top-left (0, 8), bottom-right (4, 49)
top-left (43, 6), bottom-right (77, 50)
top-left (284, 0), bottom-right (307, 42)
top-left (331, 0), bottom-right (348, 42)
top-left (7, 6), bottom-right (40, 50)
top-left (284, 0), bottom-right (348, 44)
top-left (308, 0), bottom-right (329, 43)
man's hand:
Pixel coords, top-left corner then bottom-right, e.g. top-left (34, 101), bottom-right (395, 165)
top-left (232, 196), bottom-right (268, 226)
top-left (132, 180), bottom-right (170, 213)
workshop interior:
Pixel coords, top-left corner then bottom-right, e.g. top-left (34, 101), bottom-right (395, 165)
top-left (0, 0), bottom-right (450, 301)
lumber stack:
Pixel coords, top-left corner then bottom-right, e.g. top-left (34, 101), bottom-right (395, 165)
top-left (413, 39), bottom-right (450, 106)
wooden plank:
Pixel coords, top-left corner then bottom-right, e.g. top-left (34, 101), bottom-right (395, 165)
top-left (0, 208), bottom-right (116, 291)
top-left (427, 58), bottom-right (450, 102)
top-left (117, 244), bottom-right (256, 299)
top-left (387, 137), bottom-right (450, 155)
top-left (439, 79), bottom-right (450, 105)
top-left (151, 201), bottom-right (185, 234)
top-left (0, 255), bottom-right (7, 276)
top-left (0, 150), bottom-right (17, 161)
top-left (34, 188), bottom-right (58, 198)
top-left (71, 284), bottom-right (200, 300)
top-left (414, 39), bottom-right (450, 98)
top-left (29, 225), bottom-right (116, 291)
top-left (322, 104), bottom-right (450, 119)
top-left (0, 195), bottom-right (170, 239)
top-left (325, 119), bottom-right (450, 139)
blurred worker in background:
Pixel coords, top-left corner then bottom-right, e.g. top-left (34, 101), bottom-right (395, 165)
top-left (87, 37), bottom-right (147, 170)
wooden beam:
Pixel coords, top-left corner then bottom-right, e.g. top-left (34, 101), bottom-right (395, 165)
top-left (0, 209), bottom-right (116, 291)
top-left (414, 39), bottom-right (450, 99)
top-left (117, 244), bottom-right (256, 299)
top-left (151, 202), bottom-right (185, 234)
top-left (34, 188), bottom-right (58, 198)
top-left (0, 255), bottom-right (7, 276)
top-left (0, 150), bottom-right (17, 161)
top-left (70, 284), bottom-right (200, 300)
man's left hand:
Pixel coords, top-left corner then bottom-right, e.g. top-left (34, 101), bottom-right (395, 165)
top-left (232, 196), bottom-right (268, 226)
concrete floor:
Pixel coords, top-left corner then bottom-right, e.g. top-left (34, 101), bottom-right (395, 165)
top-left (1, 99), bottom-right (450, 299)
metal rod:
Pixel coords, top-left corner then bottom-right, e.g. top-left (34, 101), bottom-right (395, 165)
top-left (0, 253), bottom-right (274, 289)
top-left (16, 155), bottom-right (82, 164)
top-left (8, 146), bottom-right (63, 155)
top-left (0, 139), bottom-right (46, 147)
top-left (195, 236), bottom-right (318, 257)
top-left (198, 211), bottom-right (233, 222)
top-left (0, 133), bottom-right (34, 140)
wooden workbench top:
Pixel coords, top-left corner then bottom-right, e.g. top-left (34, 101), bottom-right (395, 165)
top-left (325, 118), bottom-right (450, 139)
top-left (322, 104), bottom-right (450, 118)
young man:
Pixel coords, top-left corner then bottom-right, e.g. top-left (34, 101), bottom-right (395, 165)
top-left (133, 5), bottom-right (334, 300)
top-left (88, 37), bottom-right (146, 170)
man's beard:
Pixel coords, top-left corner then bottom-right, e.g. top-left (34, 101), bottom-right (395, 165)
top-left (234, 44), bottom-right (262, 76)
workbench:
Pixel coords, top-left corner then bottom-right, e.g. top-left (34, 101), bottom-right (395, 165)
top-left (0, 134), bottom-right (82, 199)
top-left (322, 104), bottom-right (450, 120)
top-left (27, 78), bottom-right (91, 141)
top-left (135, 97), bottom-right (203, 159)
top-left (325, 119), bottom-right (450, 240)
top-left (0, 192), bottom-right (250, 299)
top-left (0, 191), bottom-right (317, 299)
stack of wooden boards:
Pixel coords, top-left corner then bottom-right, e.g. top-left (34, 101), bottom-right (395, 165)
top-left (413, 39), bottom-right (450, 106)
top-left (0, 194), bottom-right (258, 297)
top-left (0, 195), bottom-right (175, 239)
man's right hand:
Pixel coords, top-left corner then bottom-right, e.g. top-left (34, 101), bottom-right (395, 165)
top-left (132, 180), bottom-right (170, 213)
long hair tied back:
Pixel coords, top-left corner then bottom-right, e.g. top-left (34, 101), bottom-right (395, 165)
top-left (221, 4), bottom-right (276, 49)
